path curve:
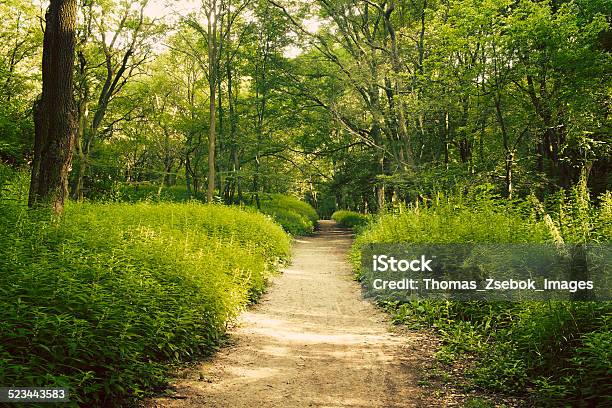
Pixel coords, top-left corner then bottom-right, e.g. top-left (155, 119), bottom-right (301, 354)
top-left (145, 220), bottom-right (431, 407)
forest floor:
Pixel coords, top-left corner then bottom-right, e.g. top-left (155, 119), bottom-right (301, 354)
top-left (142, 221), bottom-right (473, 407)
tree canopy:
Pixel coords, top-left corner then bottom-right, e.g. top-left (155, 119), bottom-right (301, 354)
top-left (0, 0), bottom-right (609, 211)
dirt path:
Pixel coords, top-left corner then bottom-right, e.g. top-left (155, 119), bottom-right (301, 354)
top-left (145, 220), bottom-right (432, 408)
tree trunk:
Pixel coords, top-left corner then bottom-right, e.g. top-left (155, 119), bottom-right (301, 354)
top-left (227, 56), bottom-right (241, 204)
top-left (443, 110), bottom-right (450, 166)
top-left (383, 0), bottom-right (414, 169)
top-left (206, 4), bottom-right (218, 203)
top-left (74, 152), bottom-right (87, 200)
top-left (71, 88), bottom-right (89, 200)
top-left (185, 155), bottom-right (192, 196)
top-left (28, 0), bottom-right (78, 214)
top-left (494, 94), bottom-right (513, 198)
top-left (217, 77), bottom-right (225, 200)
top-left (505, 152), bottom-right (514, 199)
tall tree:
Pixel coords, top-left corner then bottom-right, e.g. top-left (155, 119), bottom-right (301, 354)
top-left (186, 0), bottom-right (250, 202)
top-left (28, 0), bottom-right (78, 214)
top-left (72, 0), bottom-right (156, 200)
top-left (204, 0), bottom-right (219, 202)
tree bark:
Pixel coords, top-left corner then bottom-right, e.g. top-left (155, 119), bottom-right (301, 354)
top-left (383, 1), bottom-right (414, 169)
top-left (28, 0), bottom-right (78, 214)
top-left (206, 1), bottom-right (218, 203)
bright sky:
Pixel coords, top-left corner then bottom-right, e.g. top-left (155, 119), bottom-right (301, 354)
top-left (145, 0), bottom-right (200, 21)
top-left (144, 0), bottom-right (322, 58)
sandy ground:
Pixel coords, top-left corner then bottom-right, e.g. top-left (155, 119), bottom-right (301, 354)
top-left (143, 220), bottom-right (433, 408)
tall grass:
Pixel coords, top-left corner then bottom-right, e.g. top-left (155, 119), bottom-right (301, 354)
top-left (352, 184), bottom-right (611, 406)
top-left (0, 168), bottom-right (291, 405)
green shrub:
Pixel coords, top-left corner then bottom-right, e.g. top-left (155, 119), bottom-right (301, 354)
top-left (261, 207), bottom-right (314, 236)
top-left (89, 182), bottom-right (319, 236)
top-left (259, 193), bottom-right (318, 223)
top-left (0, 164), bottom-right (29, 204)
top-left (94, 182), bottom-right (205, 203)
top-left (331, 210), bottom-right (370, 229)
top-left (0, 181), bottom-right (290, 406)
top-left (568, 327), bottom-right (612, 404)
top-left (352, 185), bottom-right (611, 405)
top-left (257, 193), bottom-right (318, 235)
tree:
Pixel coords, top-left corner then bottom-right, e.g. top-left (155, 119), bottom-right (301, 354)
top-left (184, 0), bottom-right (251, 202)
top-left (28, 0), bottom-right (78, 214)
top-left (71, 0), bottom-right (158, 200)
top-left (0, 0), bottom-right (42, 164)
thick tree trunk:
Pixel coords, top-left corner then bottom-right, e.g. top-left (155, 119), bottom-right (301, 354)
top-left (28, 0), bottom-right (77, 214)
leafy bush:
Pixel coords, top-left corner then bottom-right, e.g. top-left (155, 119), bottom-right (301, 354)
top-left (331, 210), bottom-right (370, 229)
top-left (101, 186), bottom-right (319, 236)
top-left (259, 193), bottom-right (318, 223)
top-left (261, 207), bottom-right (314, 236)
top-left (257, 193), bottom-right (318, 235)
top-left (353, 184), bottom-right (611, 405)
top-left (92, 182), bottom-right (205, 203)
top-left (0, 172), bottom-right (290, 405)
top-left (0, 103), bottom-right (34, 165)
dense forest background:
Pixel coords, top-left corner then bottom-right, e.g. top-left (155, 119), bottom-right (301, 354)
top-left (1, 0), bottom-right (609, 215)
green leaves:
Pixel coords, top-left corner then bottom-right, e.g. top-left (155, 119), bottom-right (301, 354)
top-left (258, 193), bottom-right (319, 235)
top-left (0, 191), bottom-right (290, 405)
top-left (352, 186), bottom-right (611, 404)
top-left (331, 210), bottom-right (370, 229)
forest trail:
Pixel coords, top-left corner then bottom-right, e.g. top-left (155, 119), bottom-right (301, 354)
top-left (144, 220), bottom-right (433, 408)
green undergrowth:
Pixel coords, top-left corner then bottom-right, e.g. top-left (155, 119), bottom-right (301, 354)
top-left (331, 210), bottom-right (370, 230)
top-left (0, 168), bottom-right (291, 406)
top-left (92, 183), bottom-right (318, 236)
top-left (352, 184), bottom-right (612, 406)
top-left (257, 193), bottom-right (318, 235)
top-left (90, 182), bottom-right (206, 203)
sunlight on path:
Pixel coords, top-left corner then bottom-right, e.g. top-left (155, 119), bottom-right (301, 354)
top-left (144, 221), bottom-right (430, 408)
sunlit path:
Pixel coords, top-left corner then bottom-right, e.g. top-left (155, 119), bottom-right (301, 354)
top-left (144, 220), bottom-right (431, 408)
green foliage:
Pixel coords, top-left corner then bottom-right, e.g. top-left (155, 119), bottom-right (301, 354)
top-left (0, 103), bottom-right (34, 164)
top-left (0, 164), bottom-right (29, 203)
top-left (353, 185), bottom-right (611, 405)
top-left (0, 0), bottom-right (41, 164)
top-left (354, 185), bottom-right (549, 250)
top-left (257, 193), bottom-right (318, 235)
top-left (331, 210), bottom-right (370, 229)
top-left (94, 184), bottom-right (318, 236)
top-left (99, 182), bottom-right (206, 203)
top-left (0, 173), bottom-right (290, 405)
top-left (261, 206), bottom-right (314, 236)
top-left (260, 193), bottom-right (318, 224)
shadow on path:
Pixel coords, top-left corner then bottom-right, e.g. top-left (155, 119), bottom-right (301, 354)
top-left (144, 220), bottom-right (431, 408)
